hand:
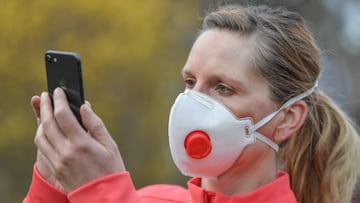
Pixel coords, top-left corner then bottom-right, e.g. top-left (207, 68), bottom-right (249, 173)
top-left (31, 96), bottom-right (65, 191)
top-left (34, 88), bottom-right (126, 192)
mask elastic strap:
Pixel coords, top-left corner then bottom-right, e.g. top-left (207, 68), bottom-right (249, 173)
top-left (254, 132), bottom-right (279, 152)
top-left (249, 81), bottom-right (318, 150)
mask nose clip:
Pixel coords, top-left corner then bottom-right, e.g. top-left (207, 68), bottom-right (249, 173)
top-left (184, 131), bottom-right (212, 159)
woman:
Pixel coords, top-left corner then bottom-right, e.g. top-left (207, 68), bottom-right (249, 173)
top-left (24, 4), bottom-right (360, 203)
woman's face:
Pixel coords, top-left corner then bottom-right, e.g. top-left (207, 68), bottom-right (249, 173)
top-left (182, 29), bottom-right (278, 136)
top-left (181, 29), bottom-right (284, 175)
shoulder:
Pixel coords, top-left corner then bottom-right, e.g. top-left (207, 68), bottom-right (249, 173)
top-left (138, 184), bottom-right (190, 202)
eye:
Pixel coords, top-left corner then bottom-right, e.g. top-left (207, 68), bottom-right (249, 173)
top-left (215, 83), bottom-right (234, 95)
top-left (184, 78), bottom-right (196, 89)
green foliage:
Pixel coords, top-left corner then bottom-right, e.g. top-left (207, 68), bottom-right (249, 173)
top-left (0, 1), bottom-right (200, 202)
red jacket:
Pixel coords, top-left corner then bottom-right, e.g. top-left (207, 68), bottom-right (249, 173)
top-left (23, 165), bottom-right (297, 203)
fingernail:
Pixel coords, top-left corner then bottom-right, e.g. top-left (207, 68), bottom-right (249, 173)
top-left (54, 87), bottom-right (61, 95)
top-left (40, 92), bottom-right (47, 98)
top-left (85, 101), bottom-right (91, 107)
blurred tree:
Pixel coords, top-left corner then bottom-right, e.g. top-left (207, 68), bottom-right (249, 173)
top-left (0, 0), bottom-right (200, 202)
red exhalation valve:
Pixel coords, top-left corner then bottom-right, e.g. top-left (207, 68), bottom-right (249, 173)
top-left (184, 131), bottom-right (212, 159)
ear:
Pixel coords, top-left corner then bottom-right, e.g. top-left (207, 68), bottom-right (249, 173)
top-left (273, 100), bottom-right (308, 143)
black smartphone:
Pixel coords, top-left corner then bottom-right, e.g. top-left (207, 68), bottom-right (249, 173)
top-left (44, 50), bottom-right (85, 128)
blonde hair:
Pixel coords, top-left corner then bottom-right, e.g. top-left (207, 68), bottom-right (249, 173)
top-left (202, 5), bottom-right (360, 203)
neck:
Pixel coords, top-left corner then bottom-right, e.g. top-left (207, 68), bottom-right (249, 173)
top-left (201, 147), bottom-right (277, 196)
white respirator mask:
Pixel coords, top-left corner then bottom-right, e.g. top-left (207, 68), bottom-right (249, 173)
top-left (168, 84), bottom-right (317, 178)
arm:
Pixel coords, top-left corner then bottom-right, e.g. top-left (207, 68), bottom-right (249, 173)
top-left (68, 172), bottom-right (139, 203)
top-left (23, 165), bottom-right (69, 203)
top-left (23, 166), bottom-right (141, 203)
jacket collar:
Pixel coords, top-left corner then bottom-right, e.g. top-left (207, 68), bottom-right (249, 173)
top-left (187, 171), bottom-right (297, 203)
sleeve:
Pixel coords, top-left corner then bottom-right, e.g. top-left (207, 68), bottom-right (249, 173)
top-left (23, 164), bottom-right (69, 203)
top-left (68, 171), bottom-right (140, 203)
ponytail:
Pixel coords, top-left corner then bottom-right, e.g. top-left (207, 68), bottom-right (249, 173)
top-left (279, 90), bottom-right (360, 203)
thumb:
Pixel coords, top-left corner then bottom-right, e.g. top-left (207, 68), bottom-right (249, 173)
top-left (80, 104), bottom-right (110, 142)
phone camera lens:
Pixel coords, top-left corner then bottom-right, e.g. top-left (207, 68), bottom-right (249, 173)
top-left (45, 55), bottom-right (52, 63)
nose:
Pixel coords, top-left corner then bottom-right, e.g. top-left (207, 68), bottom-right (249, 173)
top-left (191, 81), bottom-right (209, 95)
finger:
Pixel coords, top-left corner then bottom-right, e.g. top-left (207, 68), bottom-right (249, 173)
top-left (53, 88), bottom-right (84, 139)
top-left (35, 149), bottom-right (66, 190)
top-left (36, 149), bottom-right (56, 179)
top-left (37, 150), bottom-right (52, 171)
top-left (34, 123), bottom-right (57, 170)
top-left (80, 103), bottom-right (110, 143)
top-left (40, 92), bottom-right (67, 151)
top-left (31, 95), bottom-right (41, 125)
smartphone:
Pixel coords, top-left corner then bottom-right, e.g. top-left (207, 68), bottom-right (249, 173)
top-left (44, 50), bottom-right (85, 128)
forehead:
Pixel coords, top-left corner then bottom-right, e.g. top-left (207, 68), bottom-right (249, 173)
top-left (183, 29), bottom-right (263, 88)
top-left (190, 29), bottom-right (253, 64)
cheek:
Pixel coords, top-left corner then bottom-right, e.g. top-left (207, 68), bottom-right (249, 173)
top-left (252, 99), bottom-right (276, 122)
top-left (224, 97), bottom-right (275, 123)
top-left (220, 97), bottom-right (254, 120)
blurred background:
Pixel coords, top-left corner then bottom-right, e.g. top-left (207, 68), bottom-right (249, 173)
top-left (0, 0), bottom-right (359, 202)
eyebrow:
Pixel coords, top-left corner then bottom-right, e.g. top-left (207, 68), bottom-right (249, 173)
top-left (181, 68), bottom-right (191, 76)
